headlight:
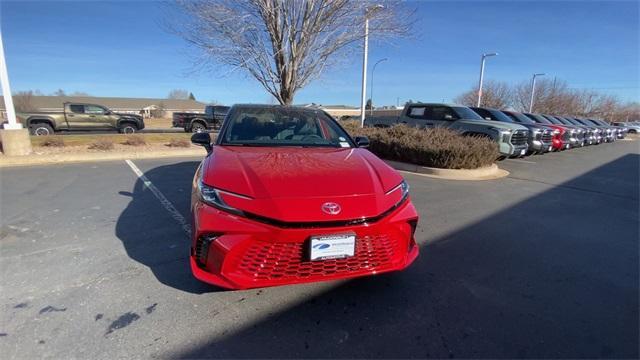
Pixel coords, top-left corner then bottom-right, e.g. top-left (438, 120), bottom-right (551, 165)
top-left (197, 179), bottom-right (245, 216)
top-left (387, 180), bottom-right (410, 203)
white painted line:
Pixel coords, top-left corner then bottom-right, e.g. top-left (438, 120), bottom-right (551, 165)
top-left (505, 159), bottom-right (537, 164)
top-left (125, 159), bottom-right (191, 238)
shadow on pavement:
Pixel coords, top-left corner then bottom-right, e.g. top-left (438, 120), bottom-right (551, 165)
top-left (169, 154), bottom-right (638, 358)
top-left (115, 160), bottom-right (222, 294)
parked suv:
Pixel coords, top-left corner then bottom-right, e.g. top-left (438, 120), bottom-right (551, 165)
top-left (470, 107), bottom-right (553, 154)
top-left (172, 105), bottom-right (230, 132)
top-left (16, 102), bottom-right (145, 135)
top-left (524, 113), bottom-right (575, 150)
top-left (502, 110), bottom-right (565, 151)
top-left (366, 103), bottom-right (529, 157)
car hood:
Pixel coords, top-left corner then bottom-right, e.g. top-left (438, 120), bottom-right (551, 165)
top-left (457, 119), bottom-right (528, 131)
top-left (200, 146), bottom-right (406, 222)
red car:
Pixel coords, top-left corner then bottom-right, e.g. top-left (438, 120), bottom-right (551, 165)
top-left (189, 105), bottom-right (419, 289)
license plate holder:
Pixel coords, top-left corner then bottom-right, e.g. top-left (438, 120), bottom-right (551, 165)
top-left (310, 233), bottom-right (356, 261)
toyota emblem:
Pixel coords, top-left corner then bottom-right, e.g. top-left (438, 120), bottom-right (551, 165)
top-left (321, 202), bottom-right (341, 215)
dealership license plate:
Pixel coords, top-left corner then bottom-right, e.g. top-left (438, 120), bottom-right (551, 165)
top-left (520, 149), bottom-right (526, 156)
top-left (310, 234), bottom-right (356, 261)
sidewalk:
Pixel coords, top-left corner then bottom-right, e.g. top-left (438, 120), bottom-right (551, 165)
top-left (0, 146), bottom-right (205, 167)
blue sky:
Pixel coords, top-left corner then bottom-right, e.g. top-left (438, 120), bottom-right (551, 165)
top-left (1, 1), bottom-right (638, 106)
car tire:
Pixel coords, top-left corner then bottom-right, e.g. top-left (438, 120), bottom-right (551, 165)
top-left (29, 123), bottom-right (54, 136)
top-left (118, 123), bottom-right (138, 134)
top-left (191, 122), bottom-right (207, 133)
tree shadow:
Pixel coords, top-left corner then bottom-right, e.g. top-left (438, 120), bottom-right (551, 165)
top-left (167, 154), bottom-right (639, 358)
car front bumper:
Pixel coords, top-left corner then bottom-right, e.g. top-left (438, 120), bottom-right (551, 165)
top-left (190, 198), bottom-right (420, 290)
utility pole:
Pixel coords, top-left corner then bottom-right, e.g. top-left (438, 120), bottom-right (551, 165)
top-left (529, 73), bottom-right (545, 113)
top-left (359, 4), bottom-right (384, 128)
top-left (369, 58), bottom-right (387, 116)
top-left (476, 52), bottom-right (498, 107)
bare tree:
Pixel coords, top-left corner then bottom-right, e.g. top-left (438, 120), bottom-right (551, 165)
top-left (52, 89), bottom-right (66, 97)
top-left (170, 0), bottom-right (413, 105)
top-left (168, 89), bottom-right (190, 99)
top-left (13, 91), bottom-right (37, 112)
top-left (150, 102), bottom-right (167, 118)
top-left (70, 91), bottom-right (91, 96)
top-left (454, 80), bottom-right (512, 109)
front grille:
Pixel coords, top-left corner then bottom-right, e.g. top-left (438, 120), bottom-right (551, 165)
top-left (235, 234), bottom-right (399, 281)
top-left (541, 131), bottom-right (553, 143)
top-left (562, 131), bottom-right (570, 141)
top-left (510, 130), bottom-right (528, 146)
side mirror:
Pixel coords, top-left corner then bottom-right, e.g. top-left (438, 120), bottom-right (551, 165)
top-left (191, 132), bottom-right (212, 153)
top-left (354, 136), bottom-right (370, 148)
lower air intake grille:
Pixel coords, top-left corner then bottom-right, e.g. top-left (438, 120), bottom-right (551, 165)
top-left (235, 235), bottom-right (399, 281)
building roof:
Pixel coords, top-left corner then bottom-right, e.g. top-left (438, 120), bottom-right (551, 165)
top-left (0, 96), bottom-right (207, 110)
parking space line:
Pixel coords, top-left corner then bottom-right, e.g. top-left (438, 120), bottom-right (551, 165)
top-left (125, 159), bottom-right (192, 238)
top-left (504, 158), bottom-right (536, 164)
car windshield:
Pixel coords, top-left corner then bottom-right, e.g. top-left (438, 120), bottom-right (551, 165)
top-left (504, 111), bottom-right (535, 124)
top-left (543, 115), bottom-right (563, 125)
top-left (525, 113), bottom-right (552, 124)
top-left (220, 106), bottom-right (354, 147)
top-left (452, 106), bottom-right (484, 120)
top-left (489, 110), bottom-right (514, 122)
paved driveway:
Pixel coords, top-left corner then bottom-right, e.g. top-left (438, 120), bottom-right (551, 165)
top-left (1, 140), bottom-right (638, 358)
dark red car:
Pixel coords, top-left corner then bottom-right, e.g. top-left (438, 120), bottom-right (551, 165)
top-left (189, 105), bottom-right (419, 289)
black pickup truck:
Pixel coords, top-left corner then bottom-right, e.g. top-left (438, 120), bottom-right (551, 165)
top-left (172, 105), bottom-right (230, 132)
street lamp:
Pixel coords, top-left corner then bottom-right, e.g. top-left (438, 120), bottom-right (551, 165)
top-left (529, 73), bottom-right (545, 112)
top-left (360, 4), bottom-right (384, 128)
top-left (369, 58), bottom-right (388, 116)
top-left (476, 52), bottom-right (498, 107)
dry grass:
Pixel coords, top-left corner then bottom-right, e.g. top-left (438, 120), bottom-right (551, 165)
top-left (39, 136), bottom-right (65, 147)
top-left (166, 138), bottom-right (191, 148)
top-left (343, 122), bottom-right (499, 169)
top-left (121, 135), bottom-right (147, 146)
top-left (88, 139), bottom-right (115, 151)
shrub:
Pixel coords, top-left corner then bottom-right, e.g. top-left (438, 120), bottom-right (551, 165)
top-left (346, 125), bottom-right (499, 169)
top-left (166, 138), bottom-right (191, 148)
top-left (40, 136), bottom-right (64, 147)
top-left (121, 135), bottom-right (146, 146)
top-left (88, 139), bottom-right (114, 151)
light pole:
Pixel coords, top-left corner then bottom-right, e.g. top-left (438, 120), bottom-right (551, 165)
top-left (360, 4), bottom-right (384, 128)
top-left (529, 73), bottom-right (545, 112)
top-left (369, 58), bottom-right (387, 116)
top-left (476, 52), bottom-right (498, 107)
top-left (0, 31), bottom-right (20, 130)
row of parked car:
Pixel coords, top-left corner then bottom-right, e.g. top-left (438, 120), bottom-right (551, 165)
top-left (364, 103), bottom-right (636, 158)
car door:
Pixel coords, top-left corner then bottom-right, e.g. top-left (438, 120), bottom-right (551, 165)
top-left (83, 105), bottom-right (112, 128)
top-left (402, 105), bottom-right (429, 128)
top-left (65, 104), bottom-right (93, 128)
top-left (425, 105), bottom-right (458, 128)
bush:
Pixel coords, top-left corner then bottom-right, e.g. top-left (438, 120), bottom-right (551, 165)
top-left (40, 136), bottom-right (64, 147)
top-left (88, 139), bottom-right (114, 151)
top-left (346, 125), bottom-right (499, 169)
top-left (121, 135), bottom-right (146, 146)
top-left (166, 138), bottom-right (191, 148)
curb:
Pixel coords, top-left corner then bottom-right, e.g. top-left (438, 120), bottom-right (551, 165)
top-left (0, 149), bottom-right (206, 168)
top-left (384, 160), bottom-right (509, 180)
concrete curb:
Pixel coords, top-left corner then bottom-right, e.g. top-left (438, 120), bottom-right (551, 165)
top-left (384, 160), bottom-right (509, 181)
top-left (0, 148), bottom-right (206, 168)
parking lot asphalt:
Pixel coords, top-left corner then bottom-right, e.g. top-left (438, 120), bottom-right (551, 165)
top-left (1, 140), bottom-right (638, 359)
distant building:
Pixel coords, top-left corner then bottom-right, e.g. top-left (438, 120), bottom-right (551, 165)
top-left (0, 96), bottom-right (207, 119)
top-left (298, 104), bottom-right (361, 118)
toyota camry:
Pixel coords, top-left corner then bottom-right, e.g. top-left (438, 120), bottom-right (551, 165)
top-left (189, 104), bottom-right (419, 289)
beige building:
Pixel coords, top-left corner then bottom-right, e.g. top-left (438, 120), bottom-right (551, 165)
top-left (0, 96), bottom-right (207, 119)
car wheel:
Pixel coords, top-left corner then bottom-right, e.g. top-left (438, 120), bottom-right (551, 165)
top-left (118, 123), bottom-right (138, 134)
top-left (30, 123), bottom-right (54, 136)
top-left (191, 122), bottom-right (206, 133)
